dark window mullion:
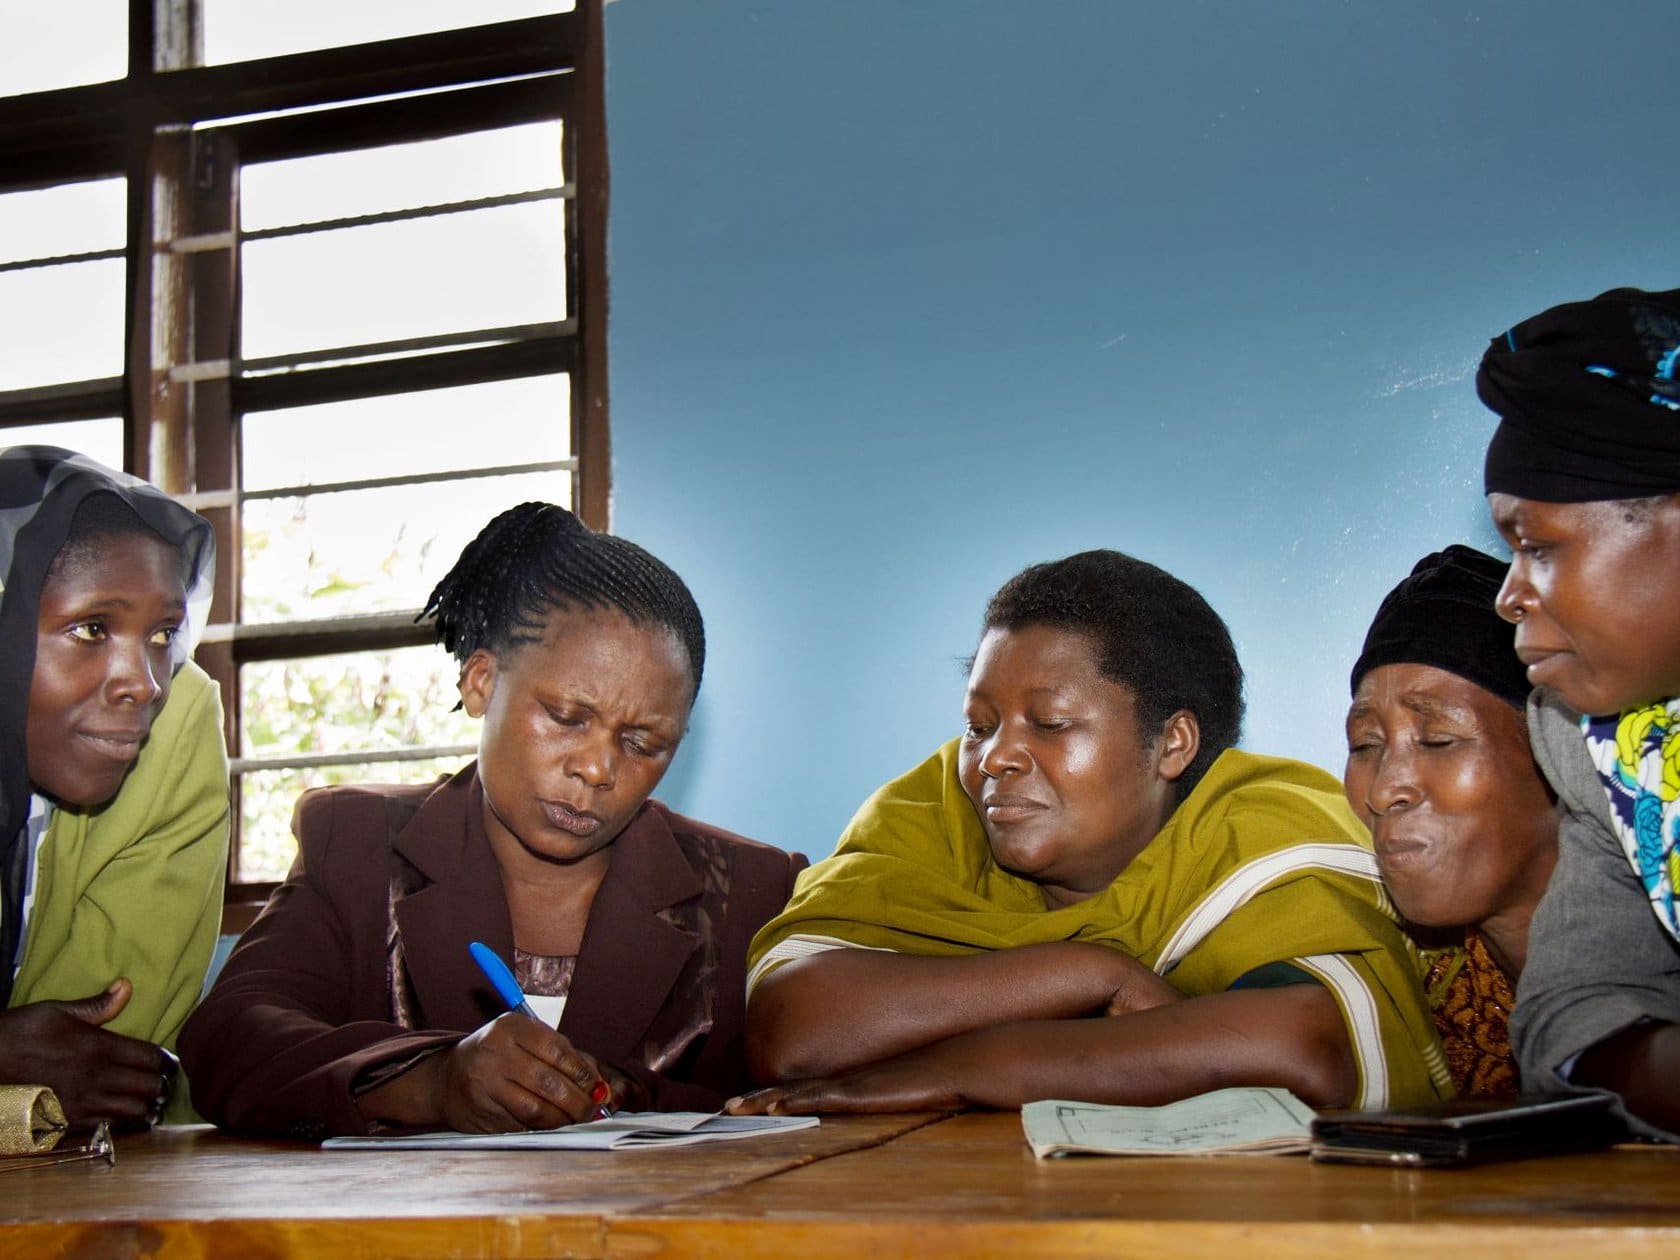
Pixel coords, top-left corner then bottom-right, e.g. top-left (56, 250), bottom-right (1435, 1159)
top-left (0, 16), bottom-right (576, 183)
top-left (572, 0), bottom-right (608, 529)
top-left (186, 126), bottom-right (242, 882)
top-left (235, 334), bottom-right (576, 414)
top-left (157, 15), bottom-right (578, 128)
top-left (226, 612), bottom-right (438, 664)
top-left (0, 380), bottom-right (125, 425)
top-left (240, 321), bottom-right (573, 375)
top-left (230, 73), bottom-right (574, 167)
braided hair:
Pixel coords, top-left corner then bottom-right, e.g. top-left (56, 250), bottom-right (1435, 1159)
top-left (982, 550), bottom-right (1244, 804)
top-left (422, 503), bottom-right (706, 697)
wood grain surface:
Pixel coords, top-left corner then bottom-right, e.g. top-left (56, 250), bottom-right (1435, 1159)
top-left (0, 1113), bottom-right (938, 1259)
top-left (623, 1111), bottom-right (1680, 1259)
top-left (3, 1110), bottom-right (1676, 1259)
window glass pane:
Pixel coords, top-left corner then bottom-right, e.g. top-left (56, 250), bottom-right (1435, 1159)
top-left (241, 645), bottom-right (477, 759)
top-left (241, 376), bottom-right (571, 492)
top-left (241, 124), bottom-right (563, 232)
top-left (204, 0), bottom-right (573, 66)
top-left (0, 419), bottom-right (122, 469)
top-left (240, 204), bottom-right (567, 360)
top-left (242, 470), bottom-right (573, 622)
top-left (238, 756), bottom-right (471, 882)
top-left (0, 180), bottom-right (125, 265)
top-left (0, 0), bottom-right (126, 97)
top-left (0, 261), bottom-right (125, 390)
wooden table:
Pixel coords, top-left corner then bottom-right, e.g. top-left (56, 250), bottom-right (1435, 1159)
top-left (3, 1112), bottom-right (1677, 1259)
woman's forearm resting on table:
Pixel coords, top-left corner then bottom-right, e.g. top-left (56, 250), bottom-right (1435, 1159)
top-left (735, 982), bottom-right (1356, 1115)
top-left (1576, 1021), bottom-right (1680, 1134)
top-left (977, 984), bottom-right (1356, 1109)
top-left (745, 942), bottom-right (1178, 1083)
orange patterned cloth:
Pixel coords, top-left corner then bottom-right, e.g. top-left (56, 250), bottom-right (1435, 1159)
top-left (1421, 929), bottom-right (1518, 1099)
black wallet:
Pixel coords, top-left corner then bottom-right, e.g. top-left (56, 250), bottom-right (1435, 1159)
top-left (1309, 1093), bottom-right (1628, 1167)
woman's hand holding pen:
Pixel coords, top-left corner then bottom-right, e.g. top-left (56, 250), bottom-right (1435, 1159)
top-left (446, 940), bottom-right (618, 1128)
top-left (436, 1014), bottom-right (615, 1133)
top-left (359, 1013), bottom-right (615, 1133)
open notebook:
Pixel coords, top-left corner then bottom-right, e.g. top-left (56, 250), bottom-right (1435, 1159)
top-left (1023, 1087), bottom-right (1315, 1158)
top-left (322, 1111), bottom-right (818, 1151)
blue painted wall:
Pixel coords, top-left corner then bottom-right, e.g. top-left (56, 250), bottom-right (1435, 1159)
top-left (604, 0), bottom-right (1679, 858)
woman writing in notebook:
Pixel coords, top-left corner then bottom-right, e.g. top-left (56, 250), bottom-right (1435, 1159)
top-left (182, 503), bottom-right (804, 1136)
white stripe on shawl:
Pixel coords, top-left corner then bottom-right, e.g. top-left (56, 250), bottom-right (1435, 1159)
top-left (746, 934), bottom-right (896, 1000)
top-left (1153, 843), bottom-right (1383, 976)
top-left (1296, 952), bottom-right (1389, 1109)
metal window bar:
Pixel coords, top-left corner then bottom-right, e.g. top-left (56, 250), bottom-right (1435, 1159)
top-left (175, 457), bottom-right (576, 513)
top-left (0, 13), bottom-right (581, 163)
top-left (222, 73), bottom-right (571, 170)
top-left (202, 610), bottom-right (436, 663)
top-left (160, 187), bottom-right (571, 263)
top-left (0, 377), bottom-right (123, 425)
top-left (238, 320), bottom-right (574, 376)
top-left (231, 744), bottom-right (475, 775)
top-left (199, 69), bottom-right (566, 136)
top-left (0, 247), bottom-right (125, 274)
top-left (239, 185), bottom-right (572, 243)
top-left (198, 608), bottom-right (426, 646)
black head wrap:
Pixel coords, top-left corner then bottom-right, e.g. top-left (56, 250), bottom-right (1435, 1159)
top-left (0, 446), bottom-right (215, 1007)
top-left (1479, 286), bottom-right (1680, 502)
top-left (1350, 545), bottom-right (1529, 710)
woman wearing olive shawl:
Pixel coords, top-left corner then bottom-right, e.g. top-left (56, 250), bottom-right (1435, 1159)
top-left (733, 551), bottom-right (1448, 1117)
top-left (0, 446), bottom-right (227, 1128)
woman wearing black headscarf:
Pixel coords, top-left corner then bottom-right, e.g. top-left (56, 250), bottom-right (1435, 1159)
top-left (1344, 546), bottom-right (1558, 1097)
top-left (1478, 285), bottom-right (1680, 1137)
top-left (0, 446), bottom-right (227, 1128)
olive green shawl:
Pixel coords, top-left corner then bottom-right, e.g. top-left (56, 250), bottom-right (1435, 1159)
top-left (749, 745), bottom-right (1451, 1109)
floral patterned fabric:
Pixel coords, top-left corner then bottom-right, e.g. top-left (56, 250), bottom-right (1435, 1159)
top-left (1583, 699), bottom-right (1680, 943)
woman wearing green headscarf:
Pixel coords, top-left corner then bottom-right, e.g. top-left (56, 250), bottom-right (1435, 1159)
top-left (0, 446), bottom-right (227, 1129)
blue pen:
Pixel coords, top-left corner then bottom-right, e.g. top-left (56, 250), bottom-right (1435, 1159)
top-left (469, 940), bottom-right (542, 1021)
top-left (468, 940), bottom-right (612, 1120)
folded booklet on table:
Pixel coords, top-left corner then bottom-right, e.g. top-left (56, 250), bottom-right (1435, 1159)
top-left (1309, 1093), bottom-right (1627, 1168)
top-left (1022, 1087), bottom-right (1316, 1158)
top-left (322, 1111), bottom-right (818, 1152)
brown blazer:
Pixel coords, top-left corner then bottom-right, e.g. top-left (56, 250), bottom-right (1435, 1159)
top-left (179, 765), bottom-right (806, 1137)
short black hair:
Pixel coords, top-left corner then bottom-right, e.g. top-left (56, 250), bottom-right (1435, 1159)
top-left (982, 549), bottom-right (1244, 801)
top-left (421, 502), bottom-right (706, 697)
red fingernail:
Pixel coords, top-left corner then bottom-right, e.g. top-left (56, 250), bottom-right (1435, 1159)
top-left (590, 1080), bottom-right (610, 1104)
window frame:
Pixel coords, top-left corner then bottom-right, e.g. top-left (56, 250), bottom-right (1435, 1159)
top-left (0, 0), bottom-right (610, 917)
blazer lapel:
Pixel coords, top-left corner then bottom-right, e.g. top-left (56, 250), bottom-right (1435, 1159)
top-left (561, 804), bottom-right (703, 1064)
top-left (392, 769), bottom-right (516, 1032)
